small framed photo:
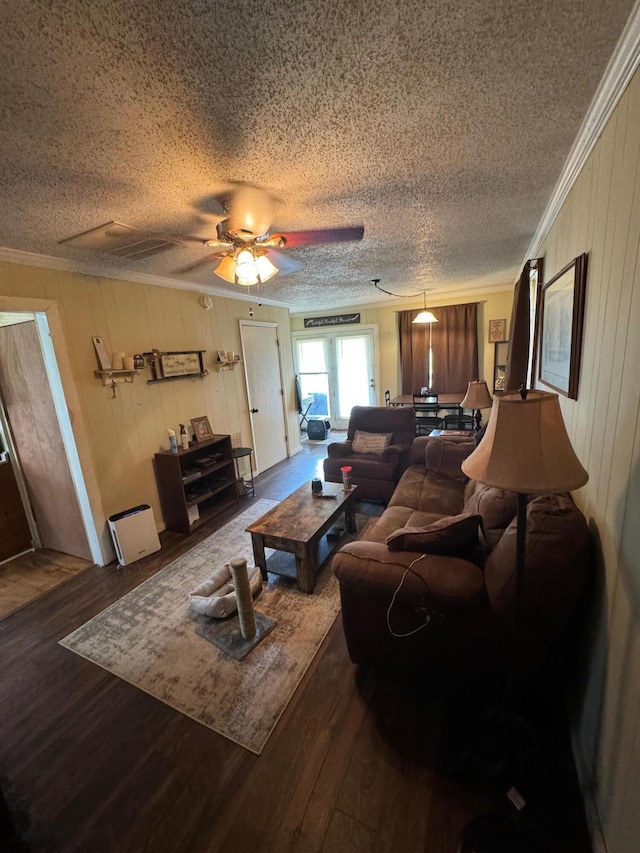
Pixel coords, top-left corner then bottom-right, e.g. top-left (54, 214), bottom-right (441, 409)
top-left (190, 415), bottom-right (214, 442)
top-left (488, 319), bottom-right (507, 343)
top-left (217, 350), bottom-right (227, 362)
top-left (538, 253), bottom-right (588, 399)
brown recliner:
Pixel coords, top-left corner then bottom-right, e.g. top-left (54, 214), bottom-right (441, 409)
top-left (323, 405), bottom-right (415, 502)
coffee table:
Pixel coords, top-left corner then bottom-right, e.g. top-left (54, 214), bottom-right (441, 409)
top-left (246, 481), bottom-right (358, 593)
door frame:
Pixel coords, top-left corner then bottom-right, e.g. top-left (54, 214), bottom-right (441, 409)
top-left (0, 296), bottom-right (106, 565)
top-left (239, 320), bottom-right (291, 474)
top-left (291, 323), bottom-right (380, 428)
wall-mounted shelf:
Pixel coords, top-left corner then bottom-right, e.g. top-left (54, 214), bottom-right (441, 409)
top-left (94, 369), bottom-right (140, 386)
top-left (214, 359), bottom-right (242, 372)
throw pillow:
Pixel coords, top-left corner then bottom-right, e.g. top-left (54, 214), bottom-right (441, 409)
top-left (385, 512), bottom-right (482, 554)
top-left (352, 430), bottom-right (393, 454)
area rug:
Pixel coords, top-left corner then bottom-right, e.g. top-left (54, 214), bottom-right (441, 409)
top-left (60, 499), bottom-right (368, 754)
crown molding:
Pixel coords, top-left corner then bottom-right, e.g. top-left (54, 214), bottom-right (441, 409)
top-left (526, 0), bottom-right (640, 259)
top-left (0, 246), bottom-right (291, 309)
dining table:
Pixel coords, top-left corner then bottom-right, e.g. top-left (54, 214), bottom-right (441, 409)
top-left (390, 393), bottom-right (466, 428)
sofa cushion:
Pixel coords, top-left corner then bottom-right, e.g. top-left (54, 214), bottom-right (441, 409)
top-left (385, 512), bottom-right (482, 555)
top-left (333, 541), bottom-right (486, 613)
top-left (463, 481), bottom-right (519, 548)
top-left (483, 494), bottom-right (589, 642)
top-left (352, 430), bottom-right (392, 454)
top-left (424, 437), bottom-right (476, 482)
top-left (389, 466), bottom-right (467, 516)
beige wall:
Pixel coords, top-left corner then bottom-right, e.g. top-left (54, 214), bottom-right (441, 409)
top-left (536, 68), bottom-right (640, 852)
top-left (291, 289), bottom-right (514, 403)
top-left (0, 262), bottom-right (301, 559)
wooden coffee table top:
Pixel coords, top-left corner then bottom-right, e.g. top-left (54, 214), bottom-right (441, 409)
top-left (246, 481), bottom-right (357, 543)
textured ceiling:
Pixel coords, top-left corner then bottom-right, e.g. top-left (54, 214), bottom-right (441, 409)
top-left (0, 0), bottom-right (636, 311)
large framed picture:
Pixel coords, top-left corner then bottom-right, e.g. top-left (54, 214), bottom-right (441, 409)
top-left (538, 254), bottom-right (588, 399)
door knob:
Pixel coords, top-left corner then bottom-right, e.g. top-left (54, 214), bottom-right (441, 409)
top-left (251, 408), bottom-right (259, 413)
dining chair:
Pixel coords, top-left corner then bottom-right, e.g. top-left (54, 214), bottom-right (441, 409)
top-left (412, 395), bottom-right (444, 435)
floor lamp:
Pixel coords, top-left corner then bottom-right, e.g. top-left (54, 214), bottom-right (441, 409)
top-left (458, 389), bottom-right (588, 844)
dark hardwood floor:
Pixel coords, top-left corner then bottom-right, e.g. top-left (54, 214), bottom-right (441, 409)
top-left (0, 435), bottom-right (591, 852)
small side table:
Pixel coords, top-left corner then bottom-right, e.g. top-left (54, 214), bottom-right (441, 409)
top-left (232, 447), bottom-right (255, 498)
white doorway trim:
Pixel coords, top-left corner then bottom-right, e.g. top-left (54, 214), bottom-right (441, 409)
top-left (0, 295), bottom-right (107, 565)
top-left (239, 320), bottom-right (291, 473)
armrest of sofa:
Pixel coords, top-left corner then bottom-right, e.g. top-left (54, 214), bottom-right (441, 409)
top-left (333, 541), bottom-right (486, 613)
top-left (326, 441), bottom-right (354, 459)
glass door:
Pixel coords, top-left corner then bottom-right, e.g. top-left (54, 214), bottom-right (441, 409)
top-left (295, 337), bottom-right (331, 421)
top-left (334, 332), bottom-right (375, 427)
top-left (293, 327), bottom-right (377, 431)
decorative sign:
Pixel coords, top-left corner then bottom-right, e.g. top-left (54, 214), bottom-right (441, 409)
top-left (160, 352), bottom-right (203, 377)
top-left (303, 313), bottom-right (361, 328)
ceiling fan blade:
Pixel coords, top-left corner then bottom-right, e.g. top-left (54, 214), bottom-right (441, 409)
top-left (267, 249), bottom-right (302, 274)
top-left (172, 252), bottom-right (227, 275)
top-left (270, 225), bottom-right (364, 248)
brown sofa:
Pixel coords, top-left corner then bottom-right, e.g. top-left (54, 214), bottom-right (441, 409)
top-left (323, 405), bottom-right (415, 502)
top-left (332, 435), bottom-right (591, 696)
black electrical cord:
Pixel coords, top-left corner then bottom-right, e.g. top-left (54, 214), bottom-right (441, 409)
top-left (371, 278), bottom-right (426, 299)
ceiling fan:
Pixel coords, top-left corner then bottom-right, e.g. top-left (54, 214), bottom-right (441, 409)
top-left (172, 184), bottom-right (364, 286)
top-left (60, 184), bottom-right (363, 287)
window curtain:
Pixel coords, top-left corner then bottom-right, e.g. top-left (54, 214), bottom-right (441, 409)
top-left (505, 260), bottom-right (532, 393)
top-left (399, 303), bottom-right (479, 394)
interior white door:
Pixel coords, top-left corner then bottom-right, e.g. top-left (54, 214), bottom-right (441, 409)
top-left (240, 322), bottom-right (288, 474)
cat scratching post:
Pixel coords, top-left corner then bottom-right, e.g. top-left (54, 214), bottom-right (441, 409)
top-left (193, 557), bottom-right (276, 660)
top-left (229, 558), bottom-right (256, 639)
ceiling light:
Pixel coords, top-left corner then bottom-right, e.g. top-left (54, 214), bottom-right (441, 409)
top-left (412, 292), bottom-right (438, 324)
top-left (235, 248), bottom-right (259, 285)
top-left (254, 254), bottom-right (278, 282)
top-left (214, 248), bottom-right (279, 287)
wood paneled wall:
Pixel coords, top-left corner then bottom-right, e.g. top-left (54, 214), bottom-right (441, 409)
top-left (0, 268), bottom-right (300, 552)
top-left (537, 66), bottom-right (640, 853)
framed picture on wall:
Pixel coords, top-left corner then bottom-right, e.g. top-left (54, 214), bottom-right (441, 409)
top-left (488, 318), bottom-right (507, 343)
top-left (538, 253), bottom-right (588, 399)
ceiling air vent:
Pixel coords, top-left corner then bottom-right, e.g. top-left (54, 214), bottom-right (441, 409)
top-left (59, 221), bottom-right (185, 259)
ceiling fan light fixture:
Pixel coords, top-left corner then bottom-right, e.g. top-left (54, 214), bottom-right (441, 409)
top-left (254, 254), bottom-right (278, 282)
top-left (235, 248), bottom-right (260, 286)
top-left (214, 248), bottom-right (279, 287)
top-left (213, 254), bottom-right (238, 284)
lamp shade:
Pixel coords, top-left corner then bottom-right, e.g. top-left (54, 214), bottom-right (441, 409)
top-left (412, 310), bottom-right (438, 324)
top-left (461, 379), bottom-right (493, 410)
top-left (214, 254), bottom-right (238, 283)
top-left (461, 390), bottom-right (588, 494)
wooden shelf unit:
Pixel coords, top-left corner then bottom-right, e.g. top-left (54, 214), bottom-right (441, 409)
top-left (153, 434), bottom-right (238, 535)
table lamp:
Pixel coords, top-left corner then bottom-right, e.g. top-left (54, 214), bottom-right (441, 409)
top-left (460, 379), bottom-right (493, 432)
